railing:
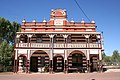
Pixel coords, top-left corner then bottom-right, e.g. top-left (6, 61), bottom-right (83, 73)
top-left (67, 43), bottom-right (86, 48)
top-left (15, 43), bottom-right (101, 48)
top-left (31, 43), bottom-right (50, 48)
top-left (16, 43), bottom-right (28, 47)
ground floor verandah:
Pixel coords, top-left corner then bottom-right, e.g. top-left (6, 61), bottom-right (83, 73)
top-left (14, 49), bottom-right (103, 73)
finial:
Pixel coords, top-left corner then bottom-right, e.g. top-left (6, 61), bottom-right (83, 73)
top-left (43, 17), bottom-right (47, 22)
top-left (91, 19), bottom-right (95, 23)
top-left (81, 18), bottom-right (85, 23)
top-left (63, 9), bottom-right (66, 11)
top-left (51, 9), bottom-right (54, 11)
top-left (22, 19), bottom-right (26, 23)
top-left (32, 19), bottom-right (36, 22)
top-left (71, 18), bottom-right (74, 22)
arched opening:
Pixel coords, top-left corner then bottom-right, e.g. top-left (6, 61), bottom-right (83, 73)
top-left (72, 53), bottom-right (82, 67)
top-left (68, 50), bottom-right (87, 73)
top-left (53, 54), bottom-right (64, 72)
top-left (30, 50), bottom-right (49, 72)
top-left (18, 55), bottom-right (27, 72)
top-left (90, 54), bottom-right (99, 72)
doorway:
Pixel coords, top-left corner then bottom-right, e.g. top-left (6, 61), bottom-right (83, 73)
top-left (53, 55), bottom-right (64, 72)
top-left (30, 50), bottom-right (49, 72)
top-left (30, 57), bottom-right (38, 72)
top-left (90, 55), bottom-right (98, 72)
top-left (68, 51), bottom-right (87, 73)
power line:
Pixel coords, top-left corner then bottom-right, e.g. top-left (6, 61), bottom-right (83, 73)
top-left (74, 0), bottom-right (91, 22)
top-left (74, 0), bottom-right (103, 34)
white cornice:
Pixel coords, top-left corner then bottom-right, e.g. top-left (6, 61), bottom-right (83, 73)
top-left (17, 32), bottom-right (101, 34)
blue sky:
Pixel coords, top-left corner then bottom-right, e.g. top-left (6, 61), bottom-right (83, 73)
top-left (0, 0), bottom-right (120, 56)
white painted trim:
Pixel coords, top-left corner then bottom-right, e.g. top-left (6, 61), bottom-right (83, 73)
top-left (65, 50), bottom-right (67, 60)
top-left (22, 26), bottom-right (95, 28)
top-left (55, 29), bottom-right (63, 30)
top-left (86, 29), bottom-right (92, 31)
top-left (87, 50), bottom-right (90, 60)
top-left (15, 48), bottom-right (102, 51)
top-left (25, 29), bottom-right (32, 30)
top-left (99, 50), bottom-right (102, 60)
top-left (53, 50), bottom-right (64, 53)
top-left (17, 32), bottom-right (101, 34)
top-left (90, 50), bottom-right (99, 54)
top-left (15, 50), bottom-right (18, 60)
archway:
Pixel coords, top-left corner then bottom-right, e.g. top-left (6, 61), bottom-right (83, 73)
top-left (90, 54), bottom-right (99, 72)
top-left (18, 55), bottom-right (27, 72)
top-left (67, 50), bottom-right (87, 73)
top-left (53, 54), bottom-right (64, 72)
top-left (30, 50), bottom-right (49, 72)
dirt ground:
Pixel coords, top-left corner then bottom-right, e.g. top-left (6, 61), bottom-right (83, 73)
top-left (0, 71), bottom-right (120, 80)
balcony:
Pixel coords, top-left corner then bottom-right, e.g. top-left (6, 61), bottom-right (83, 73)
top-left (15, 43), bottom-right (101, 49)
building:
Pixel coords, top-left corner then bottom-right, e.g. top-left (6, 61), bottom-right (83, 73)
top-left (14, 8), bottom-right (104, 73)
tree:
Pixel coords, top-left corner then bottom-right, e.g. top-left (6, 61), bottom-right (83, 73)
top-left (0, 17), bottom-right (21, 44)
top-left (0, 41), bottom-right (14, 71)
top-left (102, 52), bottom-right (112, 65)
top-left (102, 52), bottom-right (106, 60)
top-left (111, 50), bottom-right (120, 62)
top-left (0, 17), bottom-right (20, 72)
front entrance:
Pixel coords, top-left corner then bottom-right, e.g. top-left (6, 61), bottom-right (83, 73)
top-left (30, 57), bottom-right (38, 72)
top-left (30, 50), bottom-right (49, 72)
top-left (53, 55), bottom-right (64, 72)
top-left (90, 54), bottom-right (99, 72)
top-left (68, 51), bottom-right (87, 73)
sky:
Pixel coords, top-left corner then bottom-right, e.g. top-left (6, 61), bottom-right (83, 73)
top-left (0, 0), bottom-right (120, 56)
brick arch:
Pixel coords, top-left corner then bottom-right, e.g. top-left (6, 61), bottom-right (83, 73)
top-left (17, 54), bottom-right (27, 72)
top-left (54, 54), bottom-right (64, 58)
top-left (31, 50), bottom-right (50, 58)
top-left (53, 54), bottom-right (64, 72)
top-left (68, 50), bottom-right (86, 57)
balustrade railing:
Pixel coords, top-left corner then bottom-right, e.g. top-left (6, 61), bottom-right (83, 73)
top-left (15, 43), bottom-right (101, 48)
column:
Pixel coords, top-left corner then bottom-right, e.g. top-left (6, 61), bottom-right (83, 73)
top-left (18, 57), bottom-right (23, 73)
top-left (26, 50), bottom-right (30, 73)
top-left (26, 35), bottom-right (32, 73)
top-left (38, 56), bottom-right (41, 72)
top-left (27, 34), bottom-right (32, 47)
top-left (84, 34), bottom-right (90, 73)
top-left (16, 34), bottom-right (21, 47)
top-left (14, 34), bottom-right (21, 73)
top-left (99, 50), bottom-right (103, 72)
top-left (14, 50), bottom-right (18, 73)
top-left (49, 34), bottom-right (54, 73)
top-left (87, 50), bottom-right (91, 73)
top-left (63, 34), bottom-right (68, 73)
top-left (84, 34), bottom-right (90, 48)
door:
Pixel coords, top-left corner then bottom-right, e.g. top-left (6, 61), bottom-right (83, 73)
top-left (30, 57), bottom-right (38, 72)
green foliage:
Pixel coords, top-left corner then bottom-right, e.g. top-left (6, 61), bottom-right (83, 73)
top-left (0, 17), bottom-right (20, 72)
top-left (0, 41), bottom-right (14, 71)
top-left (102, 50), bottom-right (120, 66)
top-left (102, 52), bottom-right (106, 60)
top-left (111, 50), bottom-right (120, 62)
top-left (0, 17), bottom-right (21, 44)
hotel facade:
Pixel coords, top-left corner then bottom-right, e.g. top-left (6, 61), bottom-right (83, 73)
top-left (14, 9), bottom-right (104, 73)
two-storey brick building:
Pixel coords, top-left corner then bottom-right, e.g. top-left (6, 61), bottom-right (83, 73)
top-left (14, 8), bottom-right (104, 73)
